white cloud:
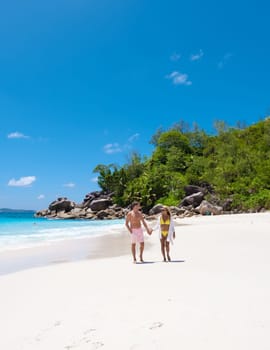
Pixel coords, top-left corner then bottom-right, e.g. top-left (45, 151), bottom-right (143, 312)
top-left (103, 143), bottom-right (122, 154)
top-left (7, 131), bottom-right (29, 139)
top-left (166, 71), bottom-right (192, 86)
top-left (91, 177), bottom-right (98, 183)
top-left (218, 53), bottom-right (233, 69)
top-left (37, 194), bottom-right (45, 200)
top-left (103, 135), bottom-right (139, 155)
top-left (190, 49), bottom-right (204, 61)
top-left (128, 133), bottom-right (140, 143)
top-left (63, 182), bottom-right (75, 188)
top-left (8, 176), bottom-right (36, 187)
top-left (170, 52), bottom-right (181, 62)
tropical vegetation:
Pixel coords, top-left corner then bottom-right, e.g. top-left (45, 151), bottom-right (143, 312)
top-left (93, 118), bottom-right (270, 211)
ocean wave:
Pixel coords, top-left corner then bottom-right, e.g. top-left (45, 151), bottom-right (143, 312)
top-left (0, 219), bottom-right (125, 252)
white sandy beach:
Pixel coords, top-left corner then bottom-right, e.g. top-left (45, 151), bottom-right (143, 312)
top-left (0, 212), bottom-right (270, 350)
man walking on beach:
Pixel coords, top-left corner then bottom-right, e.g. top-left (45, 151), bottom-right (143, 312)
top-left (125, 201), bottom-right (151, 263)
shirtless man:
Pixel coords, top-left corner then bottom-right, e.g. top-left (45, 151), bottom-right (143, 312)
top-left (125, 201), bottom-right (151, 263)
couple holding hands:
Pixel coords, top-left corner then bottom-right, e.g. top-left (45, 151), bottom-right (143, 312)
top-left (125, 201), bottom-right (176, 263)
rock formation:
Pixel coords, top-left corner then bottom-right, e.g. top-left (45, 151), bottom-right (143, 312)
top-left (35, 191), bottom-right (126, 220)
top-left (35, 184), bottom-right (242, 220)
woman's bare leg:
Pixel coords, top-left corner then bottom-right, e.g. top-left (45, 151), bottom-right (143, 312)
top-left (166, 241), bottom-right (171, 261)
top-left (160, 238), bottom-right (166, 261)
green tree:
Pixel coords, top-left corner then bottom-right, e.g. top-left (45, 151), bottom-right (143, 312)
top-left (92, 118), bottom-right (270, 211)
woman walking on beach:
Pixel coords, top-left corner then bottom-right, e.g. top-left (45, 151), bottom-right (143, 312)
top-left (125, 201), bottom-right (151, 263)
top-left (153, 206), bottom-right (175, 262)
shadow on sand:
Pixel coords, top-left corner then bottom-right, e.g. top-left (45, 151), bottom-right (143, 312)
top-left (135, 259), bottom-right (185, 264)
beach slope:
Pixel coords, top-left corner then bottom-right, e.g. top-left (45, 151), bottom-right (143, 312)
top-left (0, 212), bottom-right (269, 350)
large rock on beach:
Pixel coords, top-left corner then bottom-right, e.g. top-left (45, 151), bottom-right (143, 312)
top-left (49, 198), bottom-right (75, 212)
top-left (180, 192), bottom-right (204, 208)
top-left (184, 185), bottom-right (206, 196)
top-left (56, 211), bottom-right (78, 219)
top-left (90, 198), bottom-right (112, 212)
top-left (35, 209), bottom-right (49, 217)
top-left (36, 190), bottom-right (124, 220)
top-left (169, 206), bottom-right (186, 215)
top-left (222, 198), bottom-right (233, 211)
top-left (149, 204), bottom-right (164, 215)
top-left (82, 191), bottom-right (113, 208)
top-left (196, 200), bottom-right (223, 215)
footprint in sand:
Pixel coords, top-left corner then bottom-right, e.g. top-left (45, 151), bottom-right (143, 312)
top-left (65, 341), bottom-right (104, 350)
top-left (91, 341), bottom-right (104, 349)
top-left (65, 329), bottom-right (104, 350)
top-left (35, 320), bottom-right (62, 341)
top-left (84, 328), bottom-right (96, 335)
top-left (149, 321), bottom-right (163, 330)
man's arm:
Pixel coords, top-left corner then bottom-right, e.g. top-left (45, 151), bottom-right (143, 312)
top-left (141, 215), bottom-right (152, 235)
top-left (125, 213), bottom-right (132, 234)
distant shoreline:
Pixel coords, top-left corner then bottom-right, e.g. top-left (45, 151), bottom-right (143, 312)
top-left (0, 208), bottom-right (35, 213)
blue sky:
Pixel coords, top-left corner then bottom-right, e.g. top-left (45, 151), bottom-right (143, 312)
top-left (1, 0), bottom-right (269, 210)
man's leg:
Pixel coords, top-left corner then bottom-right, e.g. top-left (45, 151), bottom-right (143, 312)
top-left (139, 242), bottom-right (144, 262)
top-left (131, 243), bottom-right (136, 263)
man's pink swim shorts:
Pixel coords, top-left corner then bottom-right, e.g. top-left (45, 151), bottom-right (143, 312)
top-left (131, 228), bottom-right (144, 244)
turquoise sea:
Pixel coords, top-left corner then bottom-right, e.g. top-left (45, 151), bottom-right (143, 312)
top-left (0, 210), bottom-right (125, 252)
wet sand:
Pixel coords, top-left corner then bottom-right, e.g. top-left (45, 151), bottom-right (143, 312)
top-left (0, 230), bottom-right (133, 275)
